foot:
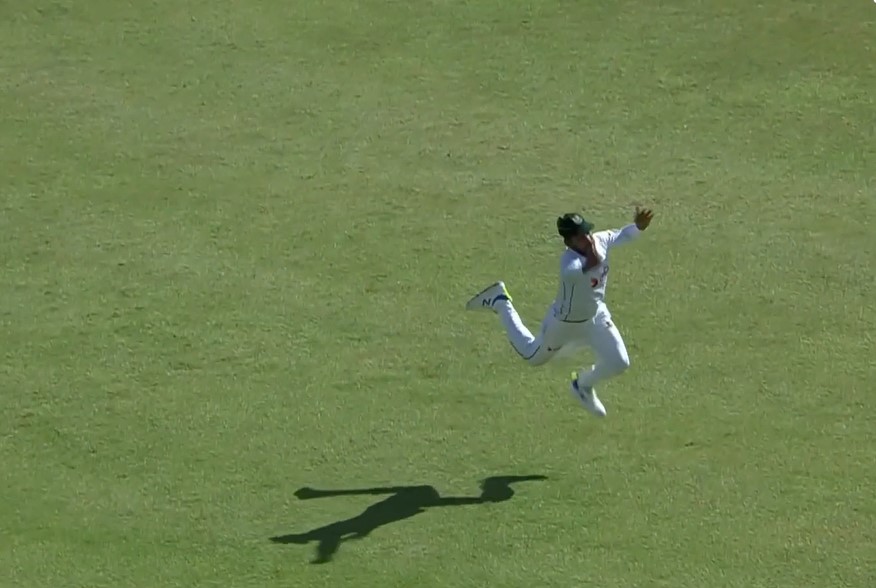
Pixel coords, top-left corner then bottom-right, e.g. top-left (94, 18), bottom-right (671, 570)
top-left (570, 371), bottom-right (606, 417)
top-left (465, 281), bottom-right (512, 312)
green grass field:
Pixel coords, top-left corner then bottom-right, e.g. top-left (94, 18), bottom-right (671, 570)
top-left (2, 1), bottom-right (874, 586)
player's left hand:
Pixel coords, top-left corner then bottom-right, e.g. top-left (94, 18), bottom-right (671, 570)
top-left (634, 207), bottom-right (654, 230)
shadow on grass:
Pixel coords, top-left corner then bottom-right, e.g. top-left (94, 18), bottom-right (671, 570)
top-left (270, 474), bottom-right (547, 564)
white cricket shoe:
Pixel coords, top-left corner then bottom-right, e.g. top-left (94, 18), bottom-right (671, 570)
top-left (465, 281), bottom-right (512, 312)
top-left (570, 371), bottom-right (607, 417)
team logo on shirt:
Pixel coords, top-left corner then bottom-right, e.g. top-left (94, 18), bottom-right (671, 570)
top-left (589, 265), bottom-right (609, 288)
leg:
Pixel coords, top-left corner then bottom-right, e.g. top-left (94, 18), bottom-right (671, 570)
top-left (576, 316), bottom-right (631, 389)
top-left (465, 281), bottom-right (561, 366)
top-left (494, 300), bottom-right (561, 366)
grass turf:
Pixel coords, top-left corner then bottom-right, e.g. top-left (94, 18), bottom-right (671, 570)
top-left (1, 1), bottom-right (874, 586)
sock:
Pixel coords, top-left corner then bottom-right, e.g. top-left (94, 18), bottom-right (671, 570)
top-left (576, 364), bottom-right (599, 388)
top-left (578, 360), bottom-right (629, 389)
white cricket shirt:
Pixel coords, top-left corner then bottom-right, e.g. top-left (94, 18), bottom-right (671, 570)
top-left (551, 224), bottom-right (641, 322)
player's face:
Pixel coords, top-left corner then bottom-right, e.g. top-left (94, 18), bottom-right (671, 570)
top-left (573, 233), bottom-right (601, 267)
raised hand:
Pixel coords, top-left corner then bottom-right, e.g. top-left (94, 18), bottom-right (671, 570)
top-left (634, 207), bottom-right (654, 230)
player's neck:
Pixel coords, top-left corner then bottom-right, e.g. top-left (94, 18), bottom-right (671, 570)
top-left (568, 244), bottom-right (587, 257)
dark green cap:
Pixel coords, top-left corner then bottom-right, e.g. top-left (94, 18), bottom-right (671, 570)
top-left (556, 213), bottom-right (594, 238)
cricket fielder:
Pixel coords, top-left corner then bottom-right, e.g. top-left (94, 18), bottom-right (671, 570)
top-left (465, 207), bottom-right (655, 417)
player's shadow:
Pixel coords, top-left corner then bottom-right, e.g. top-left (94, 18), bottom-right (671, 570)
top-left (270, 474), bottom-right (547, 564)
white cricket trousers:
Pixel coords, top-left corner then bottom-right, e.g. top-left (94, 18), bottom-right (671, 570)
top-left (494, 299), bottom-right (630, 388)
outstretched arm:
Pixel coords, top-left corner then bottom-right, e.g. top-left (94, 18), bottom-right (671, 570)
top-left (606, 224), bottom-right (641, 248)
top-left (604, 207), bottom-right (654, 249)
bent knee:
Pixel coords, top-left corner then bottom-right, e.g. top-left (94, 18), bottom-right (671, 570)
top-left (524, 347), bottom-right (559, 367)
top-left (613, 353), bottom-right (631, 374)
top-left (526, 353), bottom-right (552, 367)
